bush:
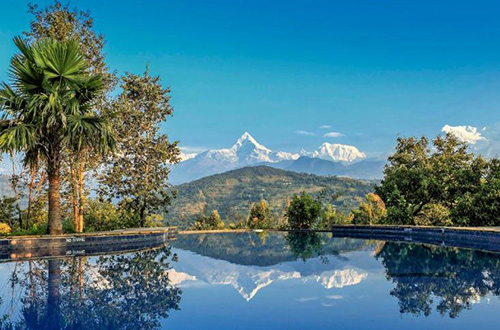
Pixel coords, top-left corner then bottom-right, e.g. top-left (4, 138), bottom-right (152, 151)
top-left (317, 204), bottom-right (353, 229)
top-left (193, 210), bottom-right (225, 230)
top-left (286, 192), bottom-right (321, 230)
top-left (0, 223), bottom-right (11, 235)
top-left (415, 203), bottom-right (452, 226)
top-left (351, 193), bottom-right (387, 225)
top-left (84, 198), bottom-right (139, 232)
top-left (247, 199), bottom-right (271, 229)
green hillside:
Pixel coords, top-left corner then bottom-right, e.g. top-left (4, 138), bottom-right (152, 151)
top-left (166, 165), bottom-right (375, 228)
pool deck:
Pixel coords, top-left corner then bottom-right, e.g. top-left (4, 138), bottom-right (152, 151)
top-left (330, 224), bottom-right (500, 253)
top-left (0, 227), bottom-right (178, 261)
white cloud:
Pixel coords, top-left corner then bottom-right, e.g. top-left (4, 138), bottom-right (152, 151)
top-left (296, 297), bottom-right (318, 303)
top-left (326, 294), bottom-right (344, 300)
top-left (295, 130), bottom-right (315, 136)
top-left (323, 132), bottom-right (344, 138)
top-left (441, 125), bottom-right (487, 144)
top-left (319, 125), bottom-right (331, 129)
top-left (180, 146), bottom-right (207, 153)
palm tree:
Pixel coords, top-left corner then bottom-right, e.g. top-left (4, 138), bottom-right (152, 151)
top-left (0, 37), bottom-right (114, 234)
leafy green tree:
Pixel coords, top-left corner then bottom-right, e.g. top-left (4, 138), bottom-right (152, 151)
top-left (247, 199), bottom-right (271, 228)
top-left (286, 192), bottom-right (321, 230)
top-left (0, 37), bottom-right (113, 234)
top-left (376, 133), bottom-right (500, 226)
top-left (317, 203), bottom-right (353, 229)
top-left (99, 69), bottom-right (180, 227)
top-left (193, 210), bottom-right (225, 230)
top-left (351, 193), bottom-right (387, 224)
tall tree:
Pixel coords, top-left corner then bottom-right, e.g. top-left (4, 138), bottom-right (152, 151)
top-left (99, 69), bottom-right (180, 227)
top-left (0, 37), bottom-right (114, 234)
top-left (24, 1), bottom-right (117, 232)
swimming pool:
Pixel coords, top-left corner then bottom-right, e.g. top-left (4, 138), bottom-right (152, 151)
top-left (0, 231), bottom-right (498, 329)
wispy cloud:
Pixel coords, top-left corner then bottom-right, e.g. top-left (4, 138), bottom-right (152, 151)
top-left (323, 132), bottom-right (344, 138)
top-left (326, 294), bottom-right (344, 300)
top-left (319, 125), bottom-right (331, 129)
top-left (180, 146), bottom-right (208, 153)
top-left (295, 130), bottom-right (315, 136)
top-left (296, 297), bottom-right (318, 303)
top-left (441, 125), bottom-right (486, 144)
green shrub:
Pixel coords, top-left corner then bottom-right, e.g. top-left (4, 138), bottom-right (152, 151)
top-left (286, 192), bottom-right (321, 230)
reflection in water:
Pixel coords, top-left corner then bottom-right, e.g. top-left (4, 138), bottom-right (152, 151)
top-left (377, 242), bottom-right (500, 318)
top-left (0, 233), bottom-right (500, 329)
top-left (285, 231), bottom-right (323, 261)
top-left (1, 246), bottom-right (181, 330)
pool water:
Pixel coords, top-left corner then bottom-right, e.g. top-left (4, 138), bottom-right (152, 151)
top-left (0, 231), bottom-right (499, 329)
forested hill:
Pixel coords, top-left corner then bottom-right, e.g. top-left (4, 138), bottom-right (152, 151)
top-left (166, 166), bottom-right (375, 228)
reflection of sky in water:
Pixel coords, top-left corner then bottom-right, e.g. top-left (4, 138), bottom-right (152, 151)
top-left (0, 232), bottom-right (499, 329)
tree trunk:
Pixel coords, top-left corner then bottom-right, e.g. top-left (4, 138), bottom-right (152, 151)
top-left (48, 155), bottom-right (62, 235)
top-left (70, 164), bottom-right (79, 232)
top-left (78, 161), bottom-right (85, 232)
top-left (26, 165), bottom-right (36, 230)
top-left (47, 259), bottom-right (62, 329)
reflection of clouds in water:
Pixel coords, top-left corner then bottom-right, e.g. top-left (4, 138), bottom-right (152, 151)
top-left (296, 297), bottom-right (318, 303)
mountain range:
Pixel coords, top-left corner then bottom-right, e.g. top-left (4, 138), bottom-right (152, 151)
top-left (166, 166), bottom-right (374, 228)
top-left (172, 132), bottom-right (384, 184)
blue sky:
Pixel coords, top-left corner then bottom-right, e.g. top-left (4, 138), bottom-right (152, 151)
top-left (1, 0), bottom-right (500, 156)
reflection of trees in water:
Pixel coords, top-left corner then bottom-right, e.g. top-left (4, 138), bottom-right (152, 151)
top-left (377, 242), bottom-right (500, 318)
top-left (285, 232), bottom-right (324, 262)
top-left (0, 246), bottom-right (181, 330)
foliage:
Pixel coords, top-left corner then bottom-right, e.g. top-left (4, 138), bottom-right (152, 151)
top-left (24, 0), bottom-right (118, 234)
top-left (84, 198), bottom-right (138, 232)
top-left (247, 199), bottom-right (272, 229)
top-left (414, 203), bottom-right (452, 226)
top-left (377, 242), bottom-right (500, 318)
top-left (168, 166), bottom-right (374, 229)
top-left (316, 204), bottom-right (353, 229)
top-left (285, 231), bottom-right (323, 261)
top-left (6, 246), bottom-right (181, 329)
top-left (376, 133), bottom-right (500, 226)
top-left (24, 0), bottom-right (116, 89)
top-left (192, 210), bottom-right (225, 230)
top-left (0, 37), bottom-right (113, 234)
top-left (0, 196), bottom-right (16, 227)
top-left (351, 193), bottom-right (387, 224)
top-left (99, 69), bottom-right (180, 227)
top-left (286, 192), bottom-right (322, 230)
top-left (0, 223), bottom-right (11, 235)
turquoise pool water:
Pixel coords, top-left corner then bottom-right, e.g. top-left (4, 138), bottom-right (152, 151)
top-left (0, 231), bottom-right (498, 329)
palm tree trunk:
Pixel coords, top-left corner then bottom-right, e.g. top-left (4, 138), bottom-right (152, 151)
top-left (48, 154), bottom-right (62, 235)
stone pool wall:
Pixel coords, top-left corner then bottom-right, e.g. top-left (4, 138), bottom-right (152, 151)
top-left (0, 227), bottom-right (177, 261)
top-left (330, 225), bottom-right (500, 252)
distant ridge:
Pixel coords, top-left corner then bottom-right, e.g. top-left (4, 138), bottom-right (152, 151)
top-left (167, 165), bottom-right (375, 228)
top-left (171, 132), bottom-right (380, 184)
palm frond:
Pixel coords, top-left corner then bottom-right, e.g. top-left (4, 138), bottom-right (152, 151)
top-left (0, 122), bottom-right (36, 152)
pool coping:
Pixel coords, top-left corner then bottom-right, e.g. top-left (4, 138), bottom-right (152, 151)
top-left (329, 224), bottom-right (500, 253)
top-left (0, 227), bottom-right (178, 261)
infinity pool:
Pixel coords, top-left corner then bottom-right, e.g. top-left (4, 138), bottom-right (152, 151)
top-left (0, 231), bottom-right (499, 329)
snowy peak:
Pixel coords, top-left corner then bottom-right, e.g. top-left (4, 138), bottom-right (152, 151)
top-left (312, 143), bottom-right (366, 162)
top-left (232, 132), bottom-right (270, 152)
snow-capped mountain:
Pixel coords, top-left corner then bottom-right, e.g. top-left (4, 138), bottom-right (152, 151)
top-left (170, 132), bottom-right (373, 184)
top-left (303, 143), bottom-right (366, 163)
top-left (170, 132), bottom-right (299, 184)
top-left (167, 248), bottom-right (369, 301)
